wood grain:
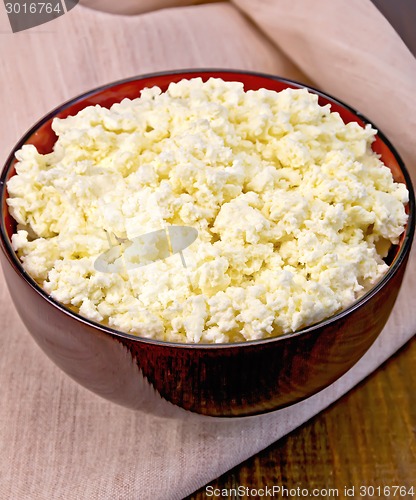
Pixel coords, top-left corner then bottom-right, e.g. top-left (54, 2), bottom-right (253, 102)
top-left (189, 337), bottom-right (416, 498)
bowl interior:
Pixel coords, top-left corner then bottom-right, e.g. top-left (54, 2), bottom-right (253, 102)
top-left (1, 69), bottom-right (414, 343)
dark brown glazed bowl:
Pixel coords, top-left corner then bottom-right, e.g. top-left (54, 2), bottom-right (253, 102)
top-left (0, 70), bottom-right (414, 418)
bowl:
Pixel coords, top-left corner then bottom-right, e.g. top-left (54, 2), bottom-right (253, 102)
top-left (0, 69), bottom-right (414, 418)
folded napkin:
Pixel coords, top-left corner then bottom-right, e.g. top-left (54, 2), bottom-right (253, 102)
top-left (0, 2), bottom-right (415, 499)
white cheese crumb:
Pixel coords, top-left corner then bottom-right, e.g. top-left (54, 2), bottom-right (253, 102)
top-left (7, 78), bottom-right (408, 343)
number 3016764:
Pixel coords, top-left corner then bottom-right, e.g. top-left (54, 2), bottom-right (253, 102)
top-left (359, 485), bottom-right (414, 497)
top-left (5, 3), bottom-right (62, 14)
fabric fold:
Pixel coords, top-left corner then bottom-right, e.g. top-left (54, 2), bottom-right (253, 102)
top-left (232, 0), bottom-right (416, 182)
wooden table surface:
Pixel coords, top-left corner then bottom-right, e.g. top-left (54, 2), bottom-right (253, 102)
top-left (190, 336), bottom-right (416, 498)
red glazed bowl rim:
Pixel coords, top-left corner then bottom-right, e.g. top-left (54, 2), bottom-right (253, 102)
top-left (1, 68), bottom-right (415, 349)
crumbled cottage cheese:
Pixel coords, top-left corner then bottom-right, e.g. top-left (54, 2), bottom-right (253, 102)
top-left (7, 78), bottom-right (409, 343)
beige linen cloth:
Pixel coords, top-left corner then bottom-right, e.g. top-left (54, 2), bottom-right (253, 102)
top-left (0, 1), bottom-right (415, 498)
